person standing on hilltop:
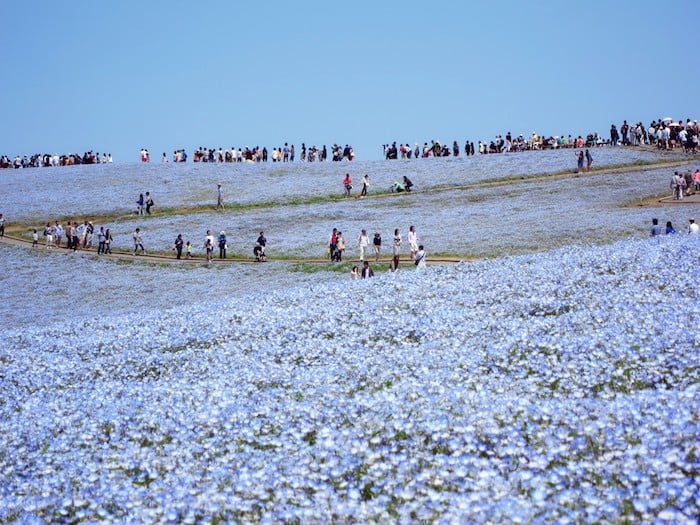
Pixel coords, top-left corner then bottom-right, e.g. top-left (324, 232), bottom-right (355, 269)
top-left (610, 124), bottom-right (619, 146)
top-left (621, 120), bottom-right (629, 145)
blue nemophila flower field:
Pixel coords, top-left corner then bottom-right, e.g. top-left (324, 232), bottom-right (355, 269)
top-left (0, 149), bottom-right (698, 523)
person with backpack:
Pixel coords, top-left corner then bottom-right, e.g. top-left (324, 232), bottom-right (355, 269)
top-left (145, 192), bottom-right (154, 215)
top-left (218, 231), bottom-right (227, 259)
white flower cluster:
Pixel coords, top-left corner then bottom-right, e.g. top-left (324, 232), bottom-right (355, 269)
top-left (0, 235), bottom-right (697, 523)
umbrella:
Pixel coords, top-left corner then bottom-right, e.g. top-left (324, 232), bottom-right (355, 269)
top-left (661, 117), bottom-right (674, 123)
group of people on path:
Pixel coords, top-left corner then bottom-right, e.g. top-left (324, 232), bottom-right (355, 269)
top-left (670, 168), bottom-right (700, 200)
top-left (30, 220), bottom-right (113, 254)
top-left (329, 225), bottom-right (426, 276)
top-left (170, 229), bottom-right (266, 262)
top-left (342, 173), bottom-right (414, 197)
top-left (342, 173), bottom-right (371, 198)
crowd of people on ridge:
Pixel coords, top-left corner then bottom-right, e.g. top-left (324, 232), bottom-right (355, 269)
top-left (1, 151), bottom-right (112, 169)
top-left (153, 143), bottom-right (356, 164)
top-left (384, 117), bottom-right (700, 159)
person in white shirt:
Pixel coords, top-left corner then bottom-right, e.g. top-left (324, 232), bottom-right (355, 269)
top-left (408, 225), bottom-right (419, 260)
top-left (358, 229), bottom-right (370, 261)
top-left (414, 245), bottom-right (426, 268)
top-left (688, 218), bottom-right (699, 235)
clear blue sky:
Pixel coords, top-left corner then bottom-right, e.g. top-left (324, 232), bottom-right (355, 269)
top-left (1, 0), bottom-right (698, 162)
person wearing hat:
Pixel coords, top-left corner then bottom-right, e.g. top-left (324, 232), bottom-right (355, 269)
top-left (218, 230), bottom-right (227, 259)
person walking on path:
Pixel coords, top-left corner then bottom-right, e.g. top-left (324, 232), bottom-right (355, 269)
top-left (43, 222), bottom-right (54, 249)
top-left (218, 231), bottom-right (227, 259)
top-left (343, 173), bottom-right (352, 197)
top-left (373, 232), bottom-right (382, 262)
top-left (53, 221), bottom-right (63, 247)
top-left (97, 227), bottom-right (106, 254)
top-left (216, 184), bottom-right (224, 210)
top-left (335, 231), bottom-right (346, 261)
top-left (104, 228), bottom-right (113, 254)
top-left (145, 192), bottom-right (154, 215)
top-left (358, 229), bottom-right (370, 261)
top-left (133, 227), bottom-right (145, 255)
top-left (174, 234), bottom-right (184, 259)
top-left (136, 193), bottom-right (145, 215)
top-left (360, 174), bottom-right (369, 197)
top-left (671, 171), bottom-right (685, 200)
top-left (408, 225), bottom-right (419, 260)
top-left (204, 230), bottom-right (215, 261)
top-left (329, 228), bottom-right (338, 261)
top-left (392, 228), bottom-right (402, 271)
top-left (71, 222), bottom-right (80, 252)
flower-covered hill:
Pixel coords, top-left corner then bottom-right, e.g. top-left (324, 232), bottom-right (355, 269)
top-left (0, 235), bottom-right (697, 523)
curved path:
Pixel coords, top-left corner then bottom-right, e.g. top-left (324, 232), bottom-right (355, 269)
top-left (2, 154), bottom-right (697, 265)
top-left (0, 233), bottom-right (465, 266)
